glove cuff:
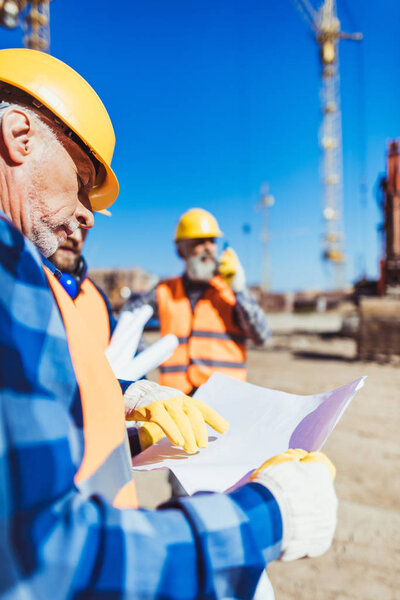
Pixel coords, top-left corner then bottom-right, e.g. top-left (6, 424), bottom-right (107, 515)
top-left (253, 461), bottom-right (338, 562)
top-left (124, 380), bottom-right (185, 418)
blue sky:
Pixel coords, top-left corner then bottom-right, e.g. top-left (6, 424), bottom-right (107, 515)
top-left (1, 0), bottom-right (399, 291)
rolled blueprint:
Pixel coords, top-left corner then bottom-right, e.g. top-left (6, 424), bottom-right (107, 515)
top-left (113, 334), bottom-right (178, 381)
top-left (106, 305), bottom-right (154, 372)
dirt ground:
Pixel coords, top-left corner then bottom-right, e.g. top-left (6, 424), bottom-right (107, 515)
top-left (133, 324), bottom-right (400, 600)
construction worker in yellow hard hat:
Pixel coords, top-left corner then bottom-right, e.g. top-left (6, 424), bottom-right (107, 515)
top-left (127, 207), bottom-right (270, 396)
top-left (0, 48), bottom-right (118, 213)
top-left (0, 47), bottom-right (229, 449)
top-left (0, 48), bottom-right (339, 600)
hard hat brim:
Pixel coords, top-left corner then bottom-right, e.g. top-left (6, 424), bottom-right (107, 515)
top-left (175, 231), bottom-right (223, 242)
top-left (89, 161), bottom-right (119, 211)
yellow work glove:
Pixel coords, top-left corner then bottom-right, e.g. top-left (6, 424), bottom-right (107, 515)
top-left (251, 449), bottom-right (337, 561)
top-left (138, 422), bottom-right (165, 451)
top-left (218, 247), bottom-right (246, 292)
top-left (251, 448), bottom-right (336, 480)
top-left (124, 380), bottom-right (229, 454)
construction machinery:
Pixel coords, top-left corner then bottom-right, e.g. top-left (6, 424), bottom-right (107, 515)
top-left (378, 141), bottom-right (400, 295)
top-left (293, 0), bottom-right (362, 289)
top-left (0, 0), bottom-right (51, 52)
top-left (356, 141), bottom-right (400, 361)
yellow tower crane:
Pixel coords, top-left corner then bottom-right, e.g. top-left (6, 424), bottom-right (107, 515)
top-left (0, 0), bottom-right (52, 52)
top-left (293, 0), bottom-right (362, 289)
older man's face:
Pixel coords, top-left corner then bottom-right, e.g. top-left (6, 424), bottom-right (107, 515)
top-left (178, 237), bottom-right (218, 282)
top-left (27, 134), bottom-right (95, 257)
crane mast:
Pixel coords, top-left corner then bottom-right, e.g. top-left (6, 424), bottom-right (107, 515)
top-left (0, 0), bottom-right (52, 52)
top-left (294, 0), bottom-right (362, 289)
top-left (24, 0), bottom-right (51, 51)
top-left (319, 0), bottom-right (345, 287)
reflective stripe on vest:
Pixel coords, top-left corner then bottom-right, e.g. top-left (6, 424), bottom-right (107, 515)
top-left (44, 266), bottom-right (137, 509)
top-left (157, 275), bottom-right (247, 392)
top-left (74, 278), bottom-right (110, 351)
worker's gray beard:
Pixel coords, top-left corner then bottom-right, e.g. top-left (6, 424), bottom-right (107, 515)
top-left (27, 167), bottom-right (79, 258)
top-left (28, 206), bottom-right (60, 257)
top-left (186, 253), bottom-right (218, 282)
top-left (49, 250), bottom-right (80, 274)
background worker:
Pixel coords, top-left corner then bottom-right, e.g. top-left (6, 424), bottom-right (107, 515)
top-left (0, 48), bottom-right (338, 599)
top-left (47, 226), bottom-right (115, 350)
top-left (127, 207), bottom-right (269, 395)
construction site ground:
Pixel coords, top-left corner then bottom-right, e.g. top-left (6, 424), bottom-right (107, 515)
top-left (134, 312), bottom-right (400, 600)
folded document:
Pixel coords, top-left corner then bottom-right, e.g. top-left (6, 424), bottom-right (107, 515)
top-left (131, 373), bottom-right (365, 495)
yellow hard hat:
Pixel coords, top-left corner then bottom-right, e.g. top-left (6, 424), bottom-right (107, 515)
top-left (0, 48), bottom-right (118, 211)
top-left (175, 208), bottom-right (223, 241)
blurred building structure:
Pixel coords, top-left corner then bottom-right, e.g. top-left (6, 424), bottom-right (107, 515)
top-left (89, 267), bottom-right (158, 313)
top-left (250, 286), bottom-right (350, 314)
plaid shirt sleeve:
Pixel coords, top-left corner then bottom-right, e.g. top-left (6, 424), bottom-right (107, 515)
top-left (125, 286), bottom-right (159, 319)
top-left (0, 216), bottom-right (282, 600)
top-left (234, 288), bottom-right (270, 346)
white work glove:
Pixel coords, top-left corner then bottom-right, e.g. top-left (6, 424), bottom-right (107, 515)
top-left (251, 449), bottom-right (338, 562)
top-left (124, 380), bottom-right (229, 454)
top-left (218, 247), bottom-right (246, 293)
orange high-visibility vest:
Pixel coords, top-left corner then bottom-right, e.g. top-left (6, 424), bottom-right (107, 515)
top-left (74, 278), bottom-right (110, 350)
top-left (157, 275), bottom-right (247, 394)
top-left (44, 266), bottom-right (137, 509)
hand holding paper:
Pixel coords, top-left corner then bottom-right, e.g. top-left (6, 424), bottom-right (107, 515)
top-left (251, 449), bottom-right (338, 561)
top-left (124, 380), bottom-right (229, 454)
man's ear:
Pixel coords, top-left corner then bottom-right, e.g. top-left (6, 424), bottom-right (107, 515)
top-left (176, 241), bottom-right (187, 259)
top-left (1, 109), bottom-right (35, 164)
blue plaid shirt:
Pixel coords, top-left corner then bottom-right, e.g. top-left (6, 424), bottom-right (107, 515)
top-left (0, 213), bottom-right (282, 599)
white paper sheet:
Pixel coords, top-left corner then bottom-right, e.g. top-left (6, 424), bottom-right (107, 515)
top-left (115, 334), bottom-right (178, 381)
top-left (106, 305), bottom-right (154, 370)
top-left (132, 373), bottom-right (366, 495)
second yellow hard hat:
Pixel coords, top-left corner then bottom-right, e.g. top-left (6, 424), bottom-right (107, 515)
top-left (175, 208), bottom-right (223, 241)
top-left (0, 48), bottom-right (118, 211)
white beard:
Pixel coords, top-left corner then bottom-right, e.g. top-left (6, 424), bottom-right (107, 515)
top-left (186, 253), bottom-right (218, 282)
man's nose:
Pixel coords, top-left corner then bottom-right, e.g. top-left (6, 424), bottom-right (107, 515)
top-left (203, 240), bottom-right (215, 252)
top-left (75, 200), bottom-right (94, 230)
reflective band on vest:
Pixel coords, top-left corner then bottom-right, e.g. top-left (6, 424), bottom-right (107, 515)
top-left (74, 279), bottom-right (110, 351)
top-left (44, 266), bottom-right (137, 509)
top-left (157, 275), bottom-right (247, 393)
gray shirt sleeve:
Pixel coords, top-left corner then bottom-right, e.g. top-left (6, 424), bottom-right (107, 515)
top-left (125, 285), bottom-right (159, 319)
top-left (233, 287), bottom-right (270, 346)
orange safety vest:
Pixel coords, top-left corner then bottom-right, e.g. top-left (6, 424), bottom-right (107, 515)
top-left (74, 278), bottom-right (110, 350)
top-left (157, 275), bottom-right (247, 394)
top-left (44, 266), bottom-right (137, 509)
